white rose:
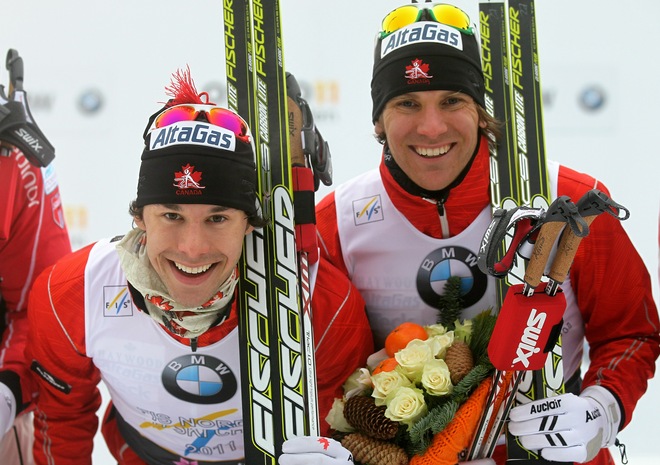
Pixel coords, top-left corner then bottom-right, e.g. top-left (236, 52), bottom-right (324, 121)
top-left (325, 398), bottom-right (355, 433)
top-left (426, 332), bottom-right (455, 359)
top-left (384, 386), bottom-right (428, 426)
top-left (421, 359), bottom-right (454, 396)
top-left (371, 369), bottom-right (412, 406)
top-left (395, 339), bottom-right (434, 382)
top-left (424, 323), bottom-right (448, 337)
top-left (343, 367), bottom-right (372, 398)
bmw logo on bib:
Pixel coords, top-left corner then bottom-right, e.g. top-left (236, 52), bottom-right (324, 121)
top-left (416, 246), bottom-right (487, 309)
top-left (162, 354), bottom-right (238, 404)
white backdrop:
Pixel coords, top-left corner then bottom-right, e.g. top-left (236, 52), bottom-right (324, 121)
top-left (2, 1), bottom-right (658, 463)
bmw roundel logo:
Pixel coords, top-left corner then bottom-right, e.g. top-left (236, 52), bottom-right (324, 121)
top-left (162, 354), bottom-right (238, 404)
top-left (416, 246), bottom-right (487, 309)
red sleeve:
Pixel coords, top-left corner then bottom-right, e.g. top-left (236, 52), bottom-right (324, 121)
top-left (315, 191), bottom-right (349, 275)
top-left (0, 148), bottom-right (71, 411)
top-left (311, 257), bottom-right (374, 436)
top-left (558, 165), bottom-right (660, 429)
top-left (26, 245), bottom-right (102, 465)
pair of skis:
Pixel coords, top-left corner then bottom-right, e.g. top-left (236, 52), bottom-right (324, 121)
top-left (470, 1), bottom-right (628, 462)
top-left (222, 1), bottom-right (325, 463)
top-left (468, 0), bottom-right (561, 462)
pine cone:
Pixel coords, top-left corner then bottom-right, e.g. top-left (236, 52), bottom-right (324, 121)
top-left (445, 340), bottom-right (474, 384)
top-left (341, 432), bottom-right (409, 465)
top-left (343, 395), bottom-right (399, 440)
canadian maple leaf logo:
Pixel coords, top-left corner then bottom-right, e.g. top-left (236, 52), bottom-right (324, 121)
top-left (174, 164), bottom-right (205, 189)
top-left (146, 295), bottom-right (174, 311)
top-left (201, 290), bottom-right (225, 309)
top-left (405, 58), bottom-right (433, 81)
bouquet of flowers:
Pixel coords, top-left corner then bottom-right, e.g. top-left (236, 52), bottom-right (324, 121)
top-left (326, 278), bottom-right (497, 465)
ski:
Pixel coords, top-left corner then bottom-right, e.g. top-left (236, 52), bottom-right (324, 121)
top-left (468, 2), bottom-right (522, 458)
top-left (503, 2), bottom-right (565, 462)
top-left (222, 1), bottom-right (318, 463)
top-left (470, 0), bottom-right (564, 462)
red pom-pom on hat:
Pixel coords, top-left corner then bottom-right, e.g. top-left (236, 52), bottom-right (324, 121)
top-left (163, 65), bottom-right (213, 106)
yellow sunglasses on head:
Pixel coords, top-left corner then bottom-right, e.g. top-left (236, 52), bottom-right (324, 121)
top-left (380, 3), bottom-right (473, 38)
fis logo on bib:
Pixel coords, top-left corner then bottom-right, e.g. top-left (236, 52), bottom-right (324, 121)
top-left (381, 22), bottom-right (463, 58)
top-left (162, 354), bottom-right (238, 404)
top-left (103, 285), bottom-right (134, 317)
top-left (416, 246), bottom-right (487, 308)
top-left (352, 195), bottom-right (383, 225)
top-left (150, 121), bottom-right (236, 152)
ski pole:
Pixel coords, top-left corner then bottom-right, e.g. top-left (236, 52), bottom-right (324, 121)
top-left (0, 49), bottom-right (55, 167)
top-left (287, 72), bottom-right (320, 436)
top-left (522, 196), bottom-right (588, 296)
top-left (545, 189), bottom-right (629, 296)
top-left (477, 205), bottom-right (544, 278)
top-left (6, 49), bottom-right (24, 96)
top-left (478, 218), bottom-right (585, 459)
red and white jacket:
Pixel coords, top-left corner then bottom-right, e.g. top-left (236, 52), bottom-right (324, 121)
top-left (0, 147), bottom-right (70, 414)
top-left (26, 236), bottom-right (373, 465)
top-left (316, 136), bottom-right (660, 465)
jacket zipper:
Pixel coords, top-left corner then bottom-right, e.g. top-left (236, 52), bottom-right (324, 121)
top-left (436, 198), bottom-right (450, 238)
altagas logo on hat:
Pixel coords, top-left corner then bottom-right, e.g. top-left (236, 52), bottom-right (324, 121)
top-left (150, 121), bottom-right (236, 152)
top-left (406, 59), bottom-right (433, 85)
top-left (174, 164), bottom-right (205, 195)
top-left (380, 22), bottom-right (463, 58)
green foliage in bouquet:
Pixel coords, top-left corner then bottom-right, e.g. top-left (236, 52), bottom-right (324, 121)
top-left (403, 276), bottom-right (497, 455)
top-left (435, 275), bottom-right (464, 327)
top-left (406, 363), bottom-right (493, 454)
top-left (467, 308), bottom-right (497, 369)
top-left (330, 276), bottom-right (498, 462)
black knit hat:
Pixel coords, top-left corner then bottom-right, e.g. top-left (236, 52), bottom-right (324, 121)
top-left (134, 69), bottom-right (260, 219)
top-left (371, 18), bottom-right (484, 122)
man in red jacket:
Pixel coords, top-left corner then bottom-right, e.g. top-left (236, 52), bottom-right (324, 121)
top-left (0, 49), bottom-right (71, 464)
top-left (315, 3), bottom-right (660, 464)
top-left (26, 69), bottom-right (368, 465)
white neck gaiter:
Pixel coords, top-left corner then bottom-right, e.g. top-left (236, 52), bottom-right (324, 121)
top-left (115, 228), bottom-right (237, 338)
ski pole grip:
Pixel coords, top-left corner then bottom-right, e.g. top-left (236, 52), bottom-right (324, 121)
top-left (524, 197), bottom-right (576, 288)
top-left (287, 95), bottom-right (306, 166)
top-left (523, 220), bottom-right (565, 291)
top-left (6, 49), bottom-right (24, 93)
top-left (546, 214), bottom-right (597, 285)
top-left (546, 189), bottom-right (630, 290)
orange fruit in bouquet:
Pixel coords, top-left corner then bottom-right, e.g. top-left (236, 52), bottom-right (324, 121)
top-left (372, 357), bottom-right (398, 375)
top-left (384, 322), bottom-right (428, 357)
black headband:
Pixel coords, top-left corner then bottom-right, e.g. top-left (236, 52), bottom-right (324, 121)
top-left (371, 21), bottom-right (484, 121)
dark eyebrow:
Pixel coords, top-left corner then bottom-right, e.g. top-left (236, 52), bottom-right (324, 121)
top-left (159, 204), bottom-right (230, 213)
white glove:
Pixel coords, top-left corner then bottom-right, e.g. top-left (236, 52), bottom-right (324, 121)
top-left (278, 436), bottom-right (353, 465)
top-left (0, 382), bottom-right (17, 437)
top-left (508, 386), bottom-right (620, 463)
